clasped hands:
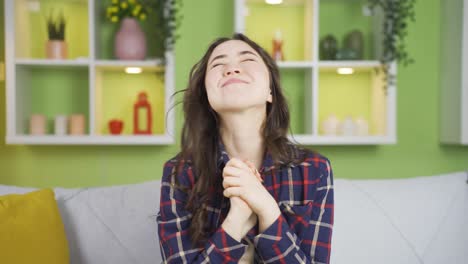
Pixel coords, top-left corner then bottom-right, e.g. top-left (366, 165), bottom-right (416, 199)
top-left (221, 158), bottom-right (280, 241)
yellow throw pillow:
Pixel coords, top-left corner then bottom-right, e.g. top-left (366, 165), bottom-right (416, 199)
top-left (0, 188), bottom-right (70, 264)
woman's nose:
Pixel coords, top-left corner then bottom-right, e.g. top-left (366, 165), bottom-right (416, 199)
top-left (224, 65), bottom-right (241, 76)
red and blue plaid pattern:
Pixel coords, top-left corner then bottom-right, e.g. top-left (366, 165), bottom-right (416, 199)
top-left (157, 143), bottom-right (334, 263)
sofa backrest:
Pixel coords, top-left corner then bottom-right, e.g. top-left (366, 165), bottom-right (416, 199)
top-left (1, 171), bottom-right (467, 264)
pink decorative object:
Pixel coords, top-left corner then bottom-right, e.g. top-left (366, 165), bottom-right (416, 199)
top-left (69, 114), bottom-right (86, 135)
top-left (114, 18), bottom-right (147, 60)
top-left (46, 40), bottom-right (68, 59)
top-left (30, 114), bottom-right (47, 135)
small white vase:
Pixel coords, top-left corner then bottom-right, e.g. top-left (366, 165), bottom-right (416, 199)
top-left (354, 116), bottom-right (369, 136)
top-left (54, 115), bottom-right (68, 135)
top-left (322, 114), bottom-right (340, 135)
top-left (339, 116), bottom-right (355, 136)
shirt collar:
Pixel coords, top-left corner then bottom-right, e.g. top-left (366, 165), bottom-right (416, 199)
top-left (217, 138), bottom-right (275, 173)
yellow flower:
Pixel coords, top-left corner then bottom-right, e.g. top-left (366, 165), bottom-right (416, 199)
top-left (139, 13), bottom-right (146, 20)
top-left (129, 0), bottom-right (136, 3)
top-left (112, 6), bottom-right (119, 12)
top-left (112, 0), bottom-right (118, 4)
top-left (111, 16), bottom-right (119, 23)
top-left (107, 7), bottom-right (113, 15)
top-left (121, 2), bottom-right (128, 9)
top-left (132, 9), bottom-right (139, 16)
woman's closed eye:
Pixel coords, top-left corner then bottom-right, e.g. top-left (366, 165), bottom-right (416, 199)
top-left (242, 58), bottom-right (256, 62)
top-left (211, 63), bottom-right (224, 69)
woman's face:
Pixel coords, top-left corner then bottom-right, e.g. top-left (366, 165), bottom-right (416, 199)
top-left (205, 40), bottom-right (272, 114)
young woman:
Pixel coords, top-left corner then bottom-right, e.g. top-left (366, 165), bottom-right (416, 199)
top-left (157, 33), bottom-right (334, 263)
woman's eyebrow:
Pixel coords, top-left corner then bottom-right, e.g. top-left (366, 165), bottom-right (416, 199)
top-left (209, 50), bottom-right (259, 66)
top-left (238, 50), bottom-right (258, 57)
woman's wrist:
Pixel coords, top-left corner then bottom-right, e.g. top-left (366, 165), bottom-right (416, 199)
top-left (258, 199), bottom-right (281, 233)
top-left (221, 217), bottom-right (243, 242)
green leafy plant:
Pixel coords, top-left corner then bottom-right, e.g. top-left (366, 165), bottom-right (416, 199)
top-left (46, 9), bottom-right (66, 41)
top-left (142, 0), bottom-right (183, 52)
top-left (367, 0), bottom-right (416, 88)
top-left (106, 0), bottom-right (149, 23)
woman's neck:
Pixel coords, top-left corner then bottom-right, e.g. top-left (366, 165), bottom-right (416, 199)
top-left (219, 111), bottom-right (266, 170)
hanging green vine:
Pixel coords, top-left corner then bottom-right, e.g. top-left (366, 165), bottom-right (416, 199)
top-left (143, 0), bottom-right (183, 53)
top-left (367, 0), bottom-right (416, 89)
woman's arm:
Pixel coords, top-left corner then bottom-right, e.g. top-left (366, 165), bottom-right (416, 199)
top-left (157, 160), bottom-right (248, 263)
top-left (254, 157), bottom-right (334, 264)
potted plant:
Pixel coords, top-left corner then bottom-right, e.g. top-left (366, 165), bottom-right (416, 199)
top-left (106, 0), bottom-right (150, 60)
top-left (45, 9), bottom-right (67, 59)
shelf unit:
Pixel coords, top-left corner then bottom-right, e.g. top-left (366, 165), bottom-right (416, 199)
top-left (4, 0), bottom-right (175, 145)
top-left (235, 0), bottom-right (397, 145)
top-left (440, 0), bottom-right (468, 145)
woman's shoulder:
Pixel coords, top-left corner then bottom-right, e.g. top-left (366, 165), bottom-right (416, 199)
top-left (161, 152), bottom-right (195, 187)
top-left (288, 144), bottom-right (331, 166)
top-left (285, 144), bottom-right (332, 178)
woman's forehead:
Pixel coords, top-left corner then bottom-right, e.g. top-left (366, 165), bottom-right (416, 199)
top-left (210, 40), bottom-right (259, 58)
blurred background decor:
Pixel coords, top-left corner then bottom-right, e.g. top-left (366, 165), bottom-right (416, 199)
top-left (367, 0), bottom-right (416, 87)
top-left (45, 8), bottom-right (67, 59)
top-left (142, 0), bottom-right (183, 55)
top-left (106, 0), bottom-right (149, 60)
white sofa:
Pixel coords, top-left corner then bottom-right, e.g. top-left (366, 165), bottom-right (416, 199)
top-left (1, 171), bottom-right (467, 264)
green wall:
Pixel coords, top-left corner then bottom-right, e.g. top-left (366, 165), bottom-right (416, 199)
top-left (0, 0), bottom-right (467, 188)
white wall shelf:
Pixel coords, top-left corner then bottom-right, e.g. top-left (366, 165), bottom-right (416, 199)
top-left (235, 0), bottom-right (397, 145)
top-left (4, 0), bottom-right (175, 145)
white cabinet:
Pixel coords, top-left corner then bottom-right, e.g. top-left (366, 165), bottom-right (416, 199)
top-left (440, 0), bottom-right (468, 145)
top-left (4, 0), bottom-right (175, 145)
top-left (234, 0), bottom-right (397, 145)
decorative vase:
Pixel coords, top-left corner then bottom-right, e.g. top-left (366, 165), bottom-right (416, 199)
top-left (321, 114), bottom-right (340, 136)
top-left (354, 116), bottom-right (369, 136)
top-left (339, 116), bottom-right (355, 136)
top-left (54, 115), bottom-right (68, 135)
top-left (30, 114), bottom-right (47, 135)
top-left (69, 114), bottom-right (86, 135)
top-left (319, 34), bottom-right (338, 60)
top-left (272, 30), bottom-right (284, 61)
top-left (46, 40), bottom-right (68, 59)
top-left (114, 18), bottom-right (147, 60)
top-left (336, 47), bottom-right (359, 60)
top-left (343, 30), bottom-right (364, 60)
top-left (133, 92), bottom-right (152, 134)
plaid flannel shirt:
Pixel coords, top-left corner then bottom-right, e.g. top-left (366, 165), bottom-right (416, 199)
top-left (157, 142), bottom-right (334, 263)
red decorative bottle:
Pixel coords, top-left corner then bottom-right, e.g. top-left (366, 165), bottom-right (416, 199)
top-left (133, 92), bottom-right (152, 134)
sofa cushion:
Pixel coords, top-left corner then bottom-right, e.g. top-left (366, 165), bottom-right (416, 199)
top-left (0, 189), bottom-right (70, 264)
top-left (53, 180), bottom-right (162, 264)
top-left (331, 171), bottom-right (468, 264)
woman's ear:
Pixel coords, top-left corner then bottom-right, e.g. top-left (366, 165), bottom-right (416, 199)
top-left (267, 91), bottom-right (273, 103)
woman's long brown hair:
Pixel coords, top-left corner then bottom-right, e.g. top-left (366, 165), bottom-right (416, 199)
top-left (170, 33), bottom-right (309, 247)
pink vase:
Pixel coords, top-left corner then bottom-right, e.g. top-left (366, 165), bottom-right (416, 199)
top-left (114, 18), bottom-right (147, 60)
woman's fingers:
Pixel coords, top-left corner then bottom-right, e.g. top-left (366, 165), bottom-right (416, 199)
top-left (222, 176), bottom-right (241, 189)
top-left (226, 157), bottom-right (251, 172)
top-left (224, 158), bottom-right (263, 183)
top-left (223, 187), bottom-right (243, 198)
top-left (243, 159), bottom-right (263, 183)
top-left (222, 165), bottom-right (244, 178)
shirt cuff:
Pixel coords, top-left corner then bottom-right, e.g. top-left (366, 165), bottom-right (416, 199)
top-left (208, 226), bottom-right (248, 262)
top-left (254, 215), bottom-right (297, 261)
